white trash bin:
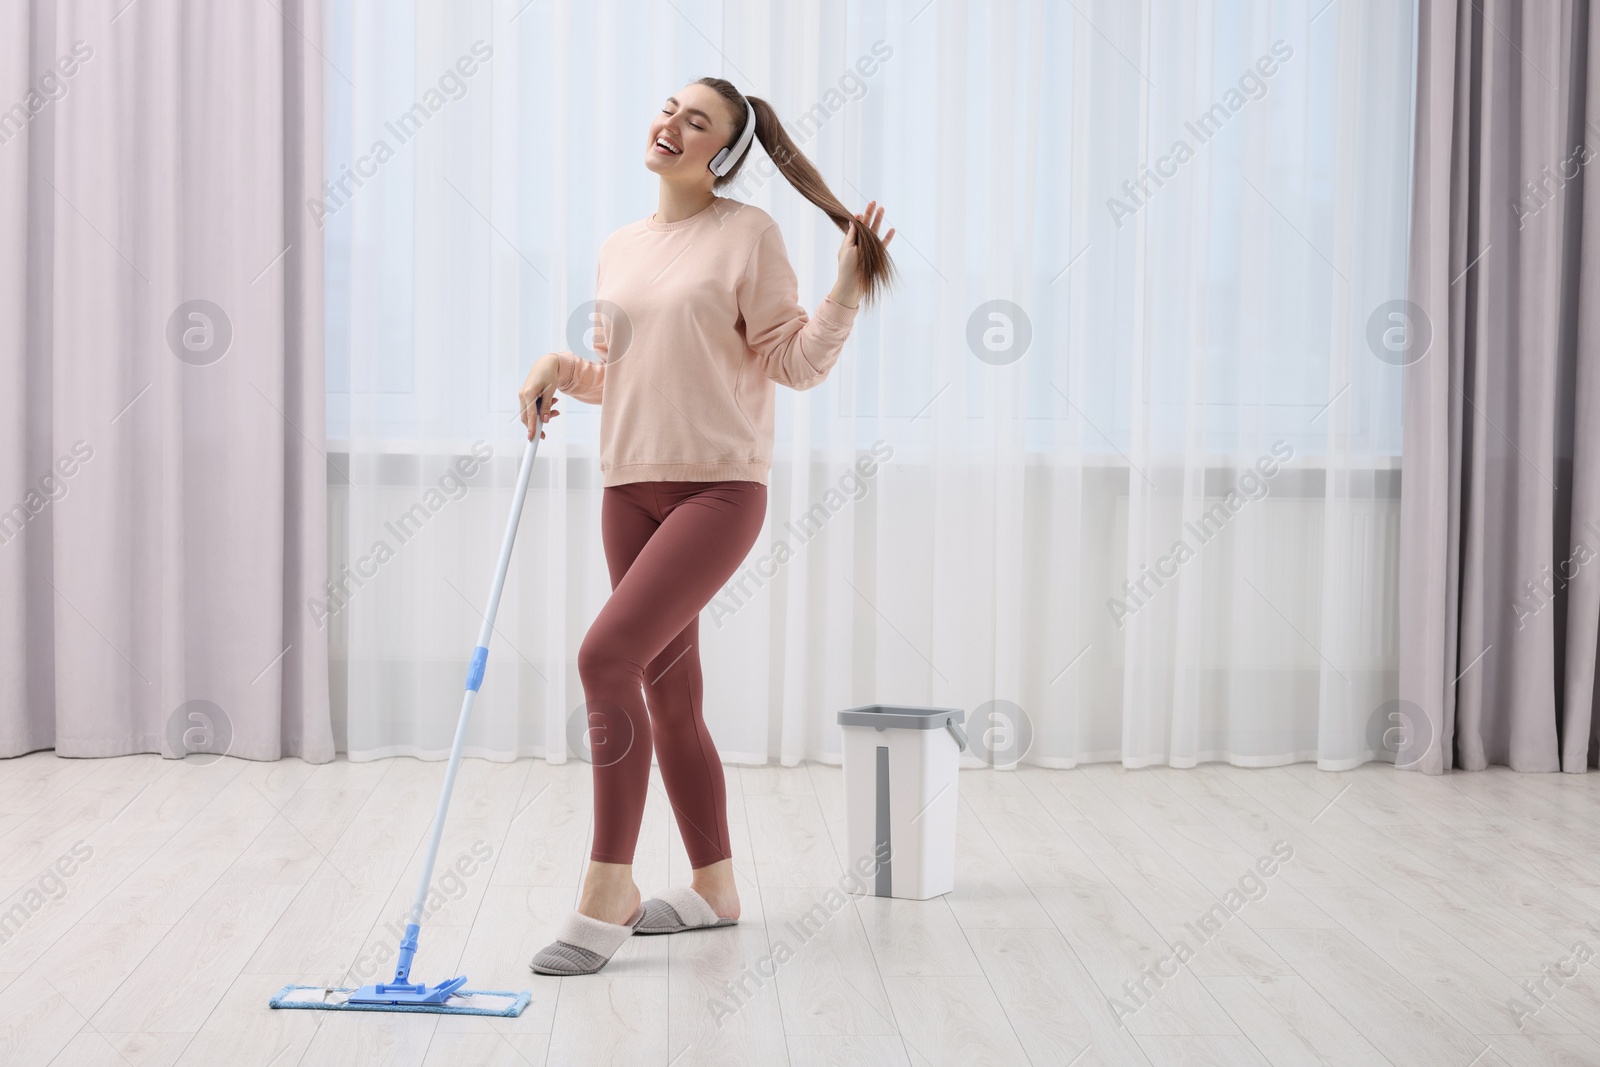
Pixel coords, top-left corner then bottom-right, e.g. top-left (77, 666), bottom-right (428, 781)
top-left (836, 704), bottom-right (967, 900)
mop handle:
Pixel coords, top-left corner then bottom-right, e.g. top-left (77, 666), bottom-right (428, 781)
top-left (404, 403), bottom-right (541, 933)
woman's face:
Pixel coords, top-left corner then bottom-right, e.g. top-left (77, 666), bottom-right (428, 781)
top-left (646, 84), bottom-right (739, 181)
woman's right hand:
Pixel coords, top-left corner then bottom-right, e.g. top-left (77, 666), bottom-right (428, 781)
top-left (518, 354), bottom-right (562, 440)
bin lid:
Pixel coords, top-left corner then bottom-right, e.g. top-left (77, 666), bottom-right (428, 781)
top-left (836, 704), bottom-right (966, 731)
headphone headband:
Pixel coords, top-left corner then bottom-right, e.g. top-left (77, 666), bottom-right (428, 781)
top-left (709, 97), bottom-right (757, 177)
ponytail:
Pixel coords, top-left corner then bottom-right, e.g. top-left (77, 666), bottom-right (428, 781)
top-left (696, 76), bottom-right (897, 309)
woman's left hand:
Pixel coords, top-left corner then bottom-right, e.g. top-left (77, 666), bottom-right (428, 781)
top-left (834, 200), bottom-right (894, 307)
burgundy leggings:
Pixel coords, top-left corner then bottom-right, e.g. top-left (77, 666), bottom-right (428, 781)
top-left (581, 479), bottom-right (767, 868)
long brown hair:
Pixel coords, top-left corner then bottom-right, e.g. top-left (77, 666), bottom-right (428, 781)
top-left (696, 76), bottom-right (897, 309)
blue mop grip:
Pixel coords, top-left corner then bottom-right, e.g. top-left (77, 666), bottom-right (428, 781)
top-left (386, 923), bottom-right (422, 987)
top-left (465, 645), bottom-right (489, 691)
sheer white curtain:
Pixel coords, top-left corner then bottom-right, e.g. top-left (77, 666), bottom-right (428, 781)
top-left (323, 0), bottom-right (1414, 769)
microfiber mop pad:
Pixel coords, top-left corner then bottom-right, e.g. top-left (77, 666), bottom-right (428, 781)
top-left (269, 983), bottom-right (531, 1017)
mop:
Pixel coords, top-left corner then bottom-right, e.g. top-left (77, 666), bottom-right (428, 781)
top-left (270, 401), bottom-right (547, 1018)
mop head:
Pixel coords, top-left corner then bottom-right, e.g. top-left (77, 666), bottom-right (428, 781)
top-left (269, 984), bottom-right (531, 1017)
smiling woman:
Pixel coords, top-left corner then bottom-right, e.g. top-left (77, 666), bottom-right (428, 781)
top-left (511, 77), bottom-right (899, 975)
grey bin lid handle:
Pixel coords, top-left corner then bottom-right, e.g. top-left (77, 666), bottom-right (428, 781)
top-left (947, 718), bottom-right (967, 751)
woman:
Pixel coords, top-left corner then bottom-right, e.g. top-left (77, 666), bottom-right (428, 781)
top-left (517, 77), bottom-right (895, 976)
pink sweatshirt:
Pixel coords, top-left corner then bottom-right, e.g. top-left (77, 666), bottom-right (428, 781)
top-left (553, 197), bottom-right (859, 487)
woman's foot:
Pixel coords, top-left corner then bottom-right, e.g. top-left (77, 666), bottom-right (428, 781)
top-left (529, 861), bottom-right (645, 975)
top-left (690, 858), bottom-right (740, 921)
top-left (577, 859), bottom-right (642, 925)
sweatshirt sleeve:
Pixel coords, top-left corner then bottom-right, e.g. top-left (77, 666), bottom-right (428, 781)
top-left (736, 221), bottom-right (859, 391)
top-left (552, 262), bottom-right (607, 405)
top-left (555, 348), bottom-right (605, 405)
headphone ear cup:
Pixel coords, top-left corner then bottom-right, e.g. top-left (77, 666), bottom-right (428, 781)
top-left (707, 100), bottom-right (753, 177)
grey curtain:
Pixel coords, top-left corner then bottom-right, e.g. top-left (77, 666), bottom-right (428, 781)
top-left (1401, 0), bottom-right (1600, 772)
top-left (0, 2), bottom-right (333, 762)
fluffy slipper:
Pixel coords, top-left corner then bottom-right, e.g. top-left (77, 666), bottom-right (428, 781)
top-left (633, 885), bottom-right (738, 935)
top-left (529, 904), bottom-right (645, 975)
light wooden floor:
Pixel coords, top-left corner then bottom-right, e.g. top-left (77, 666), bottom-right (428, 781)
top-left (2, 753), bottom-right (1600, 1067)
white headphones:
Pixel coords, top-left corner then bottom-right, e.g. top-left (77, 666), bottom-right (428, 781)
top-left (709, 97), bottom-right (756, 177)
